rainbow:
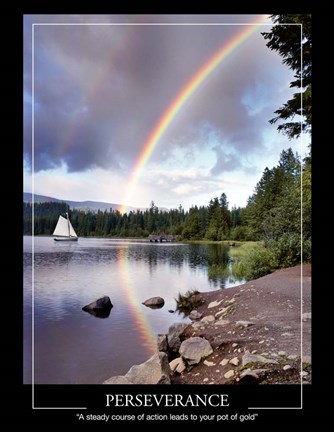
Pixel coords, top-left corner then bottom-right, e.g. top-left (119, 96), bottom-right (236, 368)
top-left (117, 243), bottom-right (157, 353)
top-left (120, 16), bottom-right (268, 214)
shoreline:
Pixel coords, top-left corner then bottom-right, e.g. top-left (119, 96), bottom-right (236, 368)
top-left (104, 263), bottom-right (311, 385)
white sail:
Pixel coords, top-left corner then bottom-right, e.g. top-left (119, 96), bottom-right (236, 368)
top-left (53, 215), bottom-right (77, 238)
top-left (68, 219), bottom-right (77, 237)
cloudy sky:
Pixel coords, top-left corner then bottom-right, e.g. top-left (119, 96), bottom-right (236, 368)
top-left (24, 14), bottom-right (304, 212)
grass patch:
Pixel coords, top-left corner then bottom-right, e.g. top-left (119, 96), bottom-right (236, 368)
top-left (228, 241), bottom-right (275, 281)
top-left (175, 289), bottom-right (202, 312)
top-left (222, 306), bottom-right (236, 316)
top-left (228, 241), bottom-right (261, 259)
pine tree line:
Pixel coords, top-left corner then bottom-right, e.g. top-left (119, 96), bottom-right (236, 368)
top-left (23, 147), bottom-right (311, 267)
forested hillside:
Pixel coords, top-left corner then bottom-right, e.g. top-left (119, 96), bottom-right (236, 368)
top-left (23, 147), bottom-right (311, 268)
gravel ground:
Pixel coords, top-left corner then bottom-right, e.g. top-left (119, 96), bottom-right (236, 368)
top-left (171, 264), bottom-right (311, 385)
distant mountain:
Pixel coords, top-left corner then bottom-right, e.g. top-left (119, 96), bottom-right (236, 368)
top-left (23, 192), bottom-right (142, 213)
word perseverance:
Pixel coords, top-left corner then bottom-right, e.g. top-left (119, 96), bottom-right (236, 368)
top-left (106, 393), bottom-right (229, 407)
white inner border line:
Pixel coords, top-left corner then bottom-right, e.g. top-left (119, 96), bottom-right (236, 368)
top-left (31, 22), bottom-right (87, 411)
top-left (249, 22), bottom-right (304, 411)
top-left (30, 19), bottom-right (304, 410)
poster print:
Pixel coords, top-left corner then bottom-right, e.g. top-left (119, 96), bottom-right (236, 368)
top-left (23, 13), bottom-right (312, 424)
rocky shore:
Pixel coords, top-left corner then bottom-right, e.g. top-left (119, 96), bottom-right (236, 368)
top-left (104, 264), bottom-right (311, 385)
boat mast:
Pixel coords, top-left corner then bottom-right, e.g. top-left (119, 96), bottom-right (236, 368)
top-left (66, 211), bottom-right (71, 238)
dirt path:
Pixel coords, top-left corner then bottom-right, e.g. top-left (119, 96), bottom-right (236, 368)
top-left (172, 264), bottom-right (311, 384)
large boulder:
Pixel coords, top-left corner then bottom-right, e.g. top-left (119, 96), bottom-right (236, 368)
top-left (82, 296), bottom-right (113, 318)
top-left (179, 337), bottom-right (213, 365)
top-left (125, 352), bottom-right (171, 384)
top-left (103, 376), bottom-right (133, 384)
top-left (103, 352), bottom-right (171, 385)
top-left (157, 334), bottom-right (168, 352)
top-left (142, 297), bottom-right (165, 308)
top-left (167, 323), bottom-right (189, 352)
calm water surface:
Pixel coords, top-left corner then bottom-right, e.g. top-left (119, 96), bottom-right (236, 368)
top-left (23, 236), bottom-right (245, 384)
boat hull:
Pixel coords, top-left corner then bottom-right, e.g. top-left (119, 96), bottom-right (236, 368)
top-left (54, 237), bottom-right (78, 241)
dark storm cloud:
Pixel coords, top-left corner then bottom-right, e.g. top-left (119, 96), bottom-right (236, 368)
top-left (24, 15), bottom-right (290, 174)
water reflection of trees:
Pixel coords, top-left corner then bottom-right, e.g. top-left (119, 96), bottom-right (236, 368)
top-left (126, 243), bottom-right (232, 287)
top-left (206, 244), bottom-right (230, 288)
top-left (129, 245), bottom-right (189, 273)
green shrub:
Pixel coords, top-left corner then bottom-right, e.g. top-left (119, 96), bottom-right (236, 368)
top-left (242, 245), bottom-right (275, 280)
top-left (268, 233), bottom-right (302, 268)
top-left (302, 237), bottom-right (312, 262)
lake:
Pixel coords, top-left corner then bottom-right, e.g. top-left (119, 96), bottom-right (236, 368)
top-left (23, 236), bottom-right (245, 384)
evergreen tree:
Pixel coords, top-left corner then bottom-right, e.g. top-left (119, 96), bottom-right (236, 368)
top-left (262, 14), bottom-right (312, 138)
top-left (182, 208), bottom-right (201, 240)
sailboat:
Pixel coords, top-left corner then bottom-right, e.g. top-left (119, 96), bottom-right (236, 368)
top-left (53, 212), bottom-right (78, 241)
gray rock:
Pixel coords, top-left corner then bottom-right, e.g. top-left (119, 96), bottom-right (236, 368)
top-left (229, 357), bottom-right (239, 366)
top-left (82, 296), bottom-right (113, 318)
top-left (200, 315), bottom-right (215, 323)
top-left (214, 319), bottom-right (230, 326)
top-left (242, 353), bottom-right (278, 367)
top-left (191, 322), bottom-right (202, 329)
top-left (103, 353), bottom-right (171, 385)
top-left (103, 376), bottom-right (133, 384)
top-left (157, 334), bottom-right (168, 352)
top-left (283, 365), bottom-right (292, 371)
top-left (203, 360), bottom-right (216, 366)
top-left (189, 310), bottom-right (202, 320)
top-left (125, 352), bottom-right (171, 384)
top-left (224, 370), bottom-right (235, 379)
top-left (167, 323), bottom-right (189, 352)
top-left (239, 368), bottom-right (267, 383)
top-left (302, 312), bottom-right (311, 320)
top-left (208, 299), bottom-right (224, 309)
top-left (142, 297), bottom-right (165, 308)
top-left (179, 337), bottom-right (213, 365)
top-left (169, 357), bottom-right (186, 373)
top-left (236, 320), bottom-right (254, 328)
